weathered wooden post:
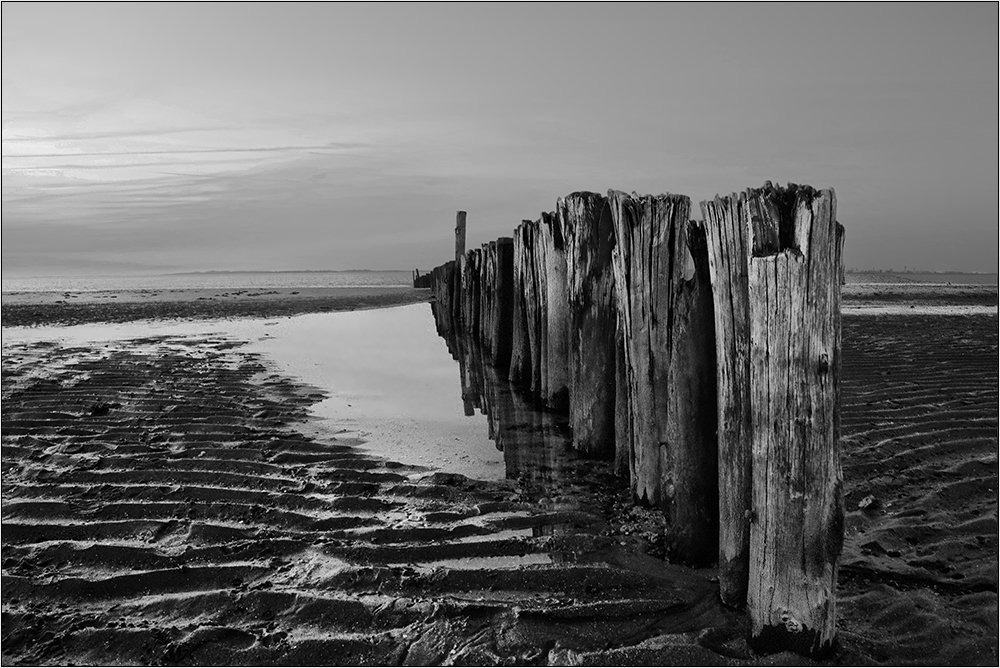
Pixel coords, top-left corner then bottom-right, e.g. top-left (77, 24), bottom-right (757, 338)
top-left (470, 248), bottom-right (483, 340)
top-left (491, 237), bottom-right (515, 375)
top-left (509, 223), bottom-right (532, 387)
top-left (608, 190), bottom-right (718, 565)
top-left (700, 193), bottom-right (753, 608)
top-left (517, 220), bottom-right (544, 399)
top-left (478, 243), bottom-right (492, 349)
top-left (460, 251), bottom-right (472, 332)
top-left (430, 260), bottom-right (457, 337)
top-left (560, 192), bottom-right (617, 456)
top-left (744, 183), bottom-right (844, 658)
top-left (614, 326), bottom-right (631, 478)
top-left (450, 255), bottom-right (463, 331)
top-left (538, 211), bottom-right (570, 412)
top-left (455, 211), bottom-right (467, 262)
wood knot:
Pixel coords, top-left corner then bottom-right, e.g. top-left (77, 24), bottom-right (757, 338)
top-left (818, 353), bottom-right (830, 374)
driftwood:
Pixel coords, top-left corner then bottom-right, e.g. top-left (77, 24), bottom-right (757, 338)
top-left (700, 193), bottom-right (753, 608)
top-left (744, 184), bottom-right (844, 658)
top-left (560, 192), bottom-right (617, 456)
top-left (608, 191), bottom-right (718, 565)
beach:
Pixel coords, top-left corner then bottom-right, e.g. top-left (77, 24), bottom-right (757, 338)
top-left (1, 285), bottom-right (997, 665)
top-left (1, 286), bottom-right (433, 328)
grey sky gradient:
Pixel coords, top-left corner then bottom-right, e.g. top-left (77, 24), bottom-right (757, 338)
top-left (2, 3), bottom-right (997, 275)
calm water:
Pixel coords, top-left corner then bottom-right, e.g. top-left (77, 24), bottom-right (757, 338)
top-left (1, 270), bottom-right (413, 293)
top-left (899, 272), bottom-right (998, 285)
top-left (0, 304), bottom-right (508, 481)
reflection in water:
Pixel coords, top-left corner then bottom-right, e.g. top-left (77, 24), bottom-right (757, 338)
top-left (434, 305), bottom-right (615, 537)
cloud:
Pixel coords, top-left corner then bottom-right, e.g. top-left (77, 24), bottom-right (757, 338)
top-left (2, 141), bottom-right (367, 159)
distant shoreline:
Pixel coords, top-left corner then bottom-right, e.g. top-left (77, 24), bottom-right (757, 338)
top-left (164, 269), bottom-right (411, 276)
top-left (1, 287), bottom-right (432, 328)
top-left (846, 270), bottom-right (998, 275)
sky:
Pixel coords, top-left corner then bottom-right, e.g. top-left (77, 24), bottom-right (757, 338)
top-left (2, 3), bottom-right (997, 276)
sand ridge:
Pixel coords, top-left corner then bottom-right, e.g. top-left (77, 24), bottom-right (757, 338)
top-left (1, 334), bottom-right (749, 665)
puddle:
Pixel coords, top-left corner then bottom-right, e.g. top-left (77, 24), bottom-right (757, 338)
top-left (241, 306), bottom-right (507, 480)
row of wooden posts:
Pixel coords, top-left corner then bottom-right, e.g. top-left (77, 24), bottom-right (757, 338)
top-left (420, 183), bottom-right (845, 659)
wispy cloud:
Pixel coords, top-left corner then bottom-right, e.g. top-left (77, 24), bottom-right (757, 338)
top-left (3, 142), bottom-right (367, 159)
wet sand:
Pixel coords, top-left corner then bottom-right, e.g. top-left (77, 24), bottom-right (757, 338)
top-left (1, 287), bottom-right (432, 327)
top-left (1, 291), bottom-right (997, 665)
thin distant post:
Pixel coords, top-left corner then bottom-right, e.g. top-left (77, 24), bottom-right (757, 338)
top-left (455, 211), bottom-right (467, 263)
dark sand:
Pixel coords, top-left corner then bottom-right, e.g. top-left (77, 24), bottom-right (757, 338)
top-left (1, 292), bottom-right (997, 665)
top-left (1, 287), bottom-right (432, 327)
top-left (842, 283), bottom-right (997, 309)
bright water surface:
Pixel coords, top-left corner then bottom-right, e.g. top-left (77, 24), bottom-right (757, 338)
top-left (1, 305), bottom-right (512, 480)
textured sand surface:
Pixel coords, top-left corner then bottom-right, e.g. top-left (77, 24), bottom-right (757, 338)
top-left (1, 287), bottom-right (432, 327)
top-left (1, 297), bottom-right (996, 665)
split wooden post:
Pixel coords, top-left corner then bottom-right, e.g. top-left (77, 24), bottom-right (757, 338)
top-left (700, 193), bottom-right (753, 608)
top-left (560, 192), bottom-right (617, 456)
top-left (744, 184), bottom-right (844, 658)
top-left (608, 190), bottom-right (718, 565)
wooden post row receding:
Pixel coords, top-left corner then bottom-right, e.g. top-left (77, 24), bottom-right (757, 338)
top-left (428, 186), bottom-right (844, 660)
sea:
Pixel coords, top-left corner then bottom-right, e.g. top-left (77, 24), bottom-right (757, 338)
top-left (892, 272), bottom-right (998, 285)
top-left (0, 270), bottom-right (414, 294)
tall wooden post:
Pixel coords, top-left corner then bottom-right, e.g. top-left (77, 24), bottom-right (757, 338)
top-left (519, 220), bottom-right (544, 400)
top-left (538, 211), bottom-right (570, 412)
top-left (614, 325), bottom-right (631, 478)
top-left (509, 223), bottom-right (532, 387)
top-left (700, 193), bottom-right (753, 608)
top-left (745, 183), bottom-right (844, 659)
top-left (492, 237), bottom-right (515, 375)
top-left (479, 242), bottom-right (494, 350)
top-left (608, 190), bottom-right (718, 565)
top-left (455, 211), bottom-right (467, 263)
top-left (560, 192), bottom-right (617, 456)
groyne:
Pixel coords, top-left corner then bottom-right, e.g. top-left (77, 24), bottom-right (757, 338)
top-left (420, 183), bottom-right (845, 659)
